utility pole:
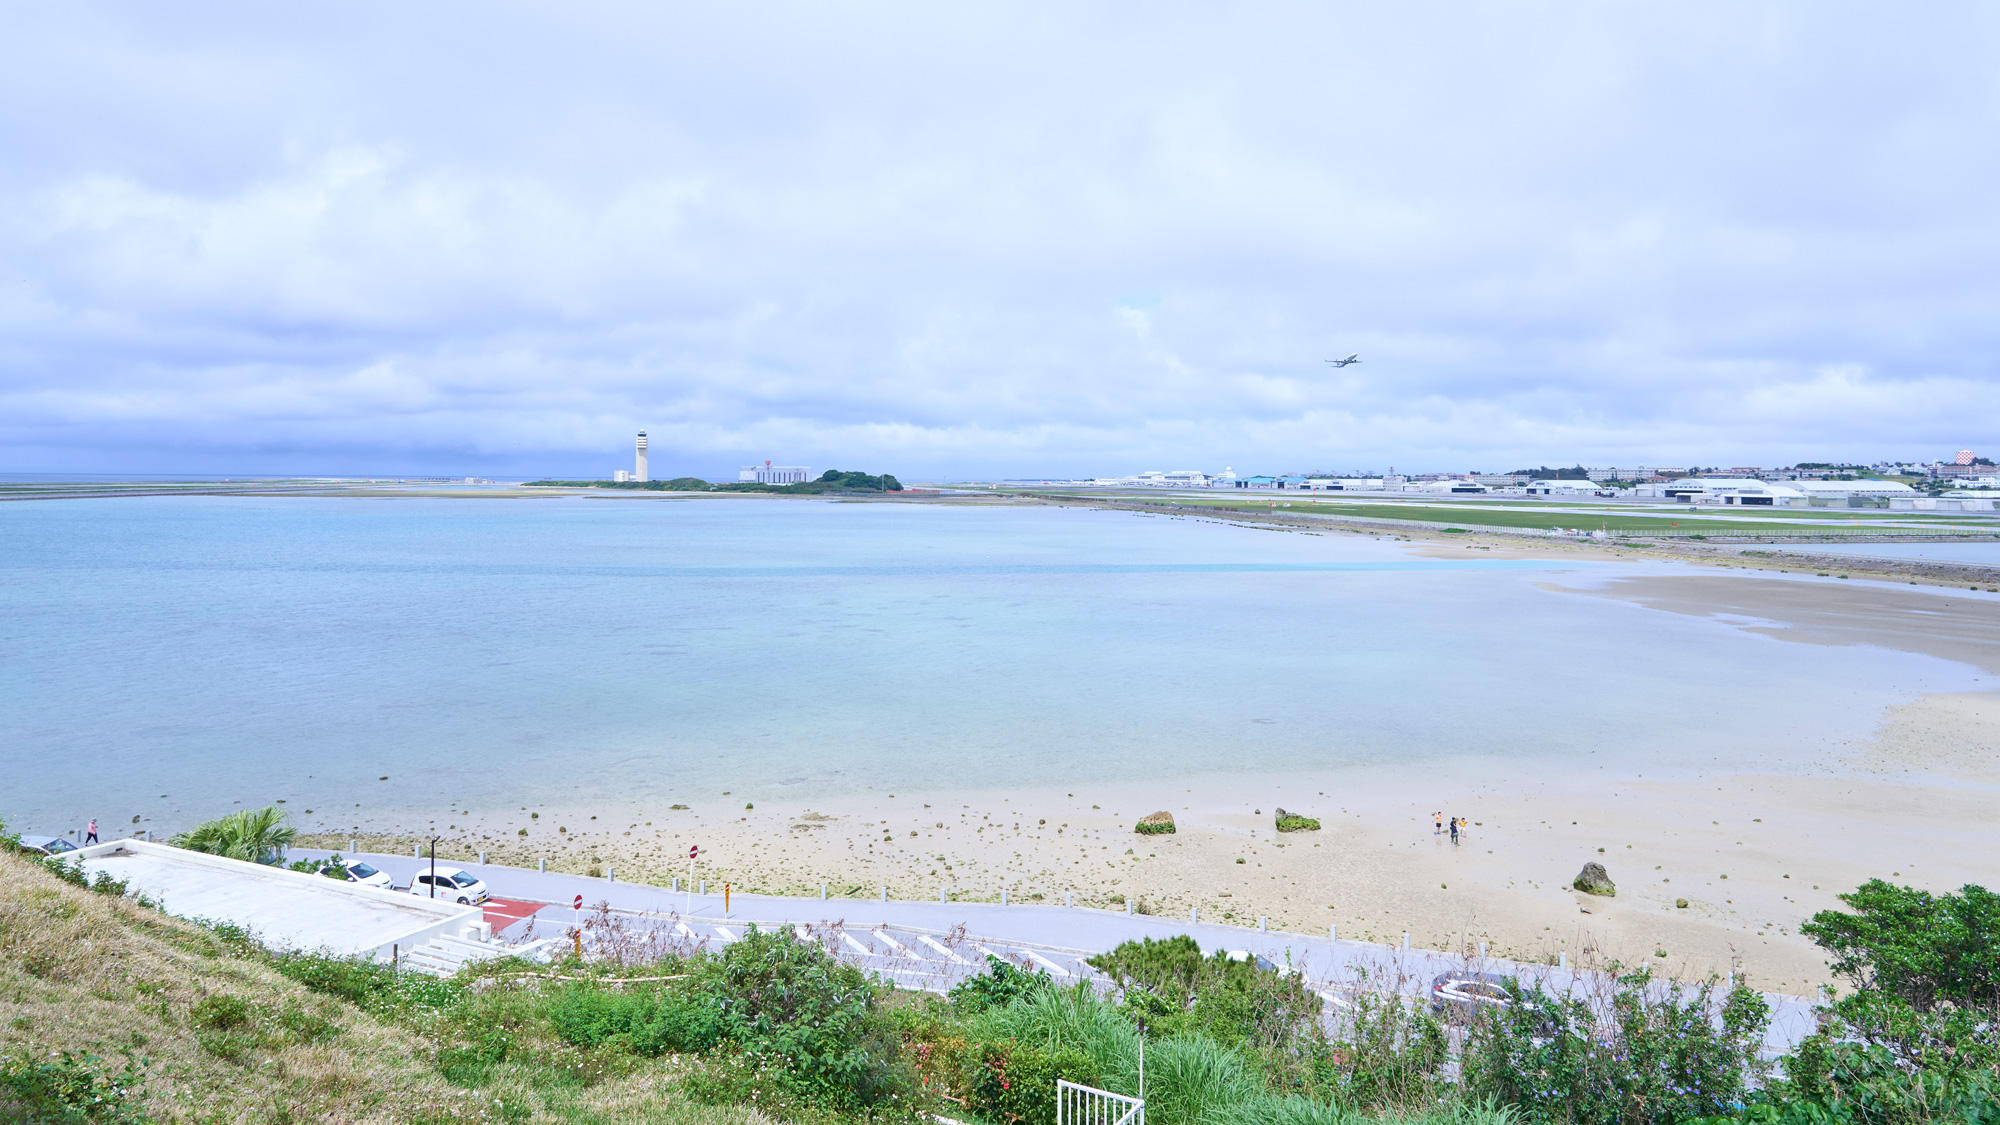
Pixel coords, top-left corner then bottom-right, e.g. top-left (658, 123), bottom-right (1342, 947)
top-left (428, 835), bottom-right (439, 898)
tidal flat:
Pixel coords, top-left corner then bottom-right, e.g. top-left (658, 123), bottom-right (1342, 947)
top-left (6, 493), bottom-right (1996, 989)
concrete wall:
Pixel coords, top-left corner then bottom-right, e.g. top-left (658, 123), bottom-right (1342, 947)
top-left (67, 838), bottom-right (486, 962)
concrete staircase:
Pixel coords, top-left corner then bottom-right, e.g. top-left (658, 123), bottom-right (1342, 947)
top-left (401, 933), bottom-right (558, 976)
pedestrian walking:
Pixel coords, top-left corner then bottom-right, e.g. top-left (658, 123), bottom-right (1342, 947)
top-left (84, 818), bottom-right (99, 845)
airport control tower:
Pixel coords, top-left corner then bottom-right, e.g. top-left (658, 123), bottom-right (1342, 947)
top-left (635, 431), bottom-right (649, 482)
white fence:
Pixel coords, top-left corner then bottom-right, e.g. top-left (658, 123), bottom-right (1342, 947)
top-left (1057, 1080), bottom-right (1143, 1125)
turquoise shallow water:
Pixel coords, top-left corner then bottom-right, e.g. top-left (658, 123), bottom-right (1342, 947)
top-left (0, 496), bottom-right (1982, 834)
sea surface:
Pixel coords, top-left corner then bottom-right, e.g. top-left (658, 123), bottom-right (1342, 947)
top-left (1, 495), bottom-right (1983, 835)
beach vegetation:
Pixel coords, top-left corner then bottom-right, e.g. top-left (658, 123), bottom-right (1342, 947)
top-left (6, 833), bottom-right (1991, 1125)
top-left (169, 805), bottom-right (296, 865)
top-left (1135, 811), bottom-right (1177, 835)
top-left (1462, 969), bottom-right (1768, 1124)
top-left (1725, 880), bottom-right (2000, 1123)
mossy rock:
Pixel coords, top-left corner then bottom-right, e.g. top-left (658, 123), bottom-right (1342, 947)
top-left (1273, 808), bottom-right (1320, 832)
top-left (1134, 811), bottom-right (1176, 835)
top-left (1573, 862), bottom-right (1616, 897)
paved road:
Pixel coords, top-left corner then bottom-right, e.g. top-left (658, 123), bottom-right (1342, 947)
top-left (298, 848), bottom-right (1822, 1057)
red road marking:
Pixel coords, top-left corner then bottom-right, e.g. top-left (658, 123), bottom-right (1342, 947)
top-left (482, 898), bottom-right (543, 929)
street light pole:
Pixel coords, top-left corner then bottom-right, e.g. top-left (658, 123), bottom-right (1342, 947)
top-left (428, 835), bottom-right (439, 898)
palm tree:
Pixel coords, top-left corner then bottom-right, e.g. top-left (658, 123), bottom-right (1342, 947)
top-left (171, 806), bottom-right (296, 865)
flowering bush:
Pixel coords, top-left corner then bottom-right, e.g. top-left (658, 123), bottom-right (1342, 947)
top-left (1461, 969), bottom-right (1768, 1124)
top-left (966, 1040), bottom-right (1099, 1125)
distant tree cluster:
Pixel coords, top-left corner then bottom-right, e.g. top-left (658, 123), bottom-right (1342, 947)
top-left (813, 469), bottom-right (902, 491)
top-left (1509, 465), bottom-right (1592, 480)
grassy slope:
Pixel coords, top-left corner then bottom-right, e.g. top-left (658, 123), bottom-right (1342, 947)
top-left (0, 852), bottom-right (763, 1125)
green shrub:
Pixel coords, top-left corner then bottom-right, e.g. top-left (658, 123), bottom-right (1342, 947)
top-left (189, 993), bottom-right (267, 1062)
top-left (1322, 988), bottom-right (1449, 1108)
top-left (707, 924), bottom-right (915, 1111)
top-left (0, 1050), bottom-right (148, 1125)
top-left (1087, 937), bottom-right (1324, 1058)
top-left (969, 983), bottom-right (1141, 1080)
top-left (1274, 816), bottom-right (1321, 833)
top-left (1461, 971), bottom-right (1767, 1124)
top-left (39, 857), bottom-right (87, 889)
top-left (966, 1040), bottom-right (1099, 1125)
top-left (269, 950), bottom-right (463, 1017)
top-left (950, 955), bottom-right (1053, 1014)
top-left (1757, 880), bottom-right (2000, 1120)
top-left (1747, 1038), bottom-right (2000, 1125)
top-left (547, 982), bottom-right (726, 1055)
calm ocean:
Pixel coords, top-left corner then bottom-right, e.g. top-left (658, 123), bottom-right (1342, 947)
top-left (1, 495), bottom-right (1979, 835)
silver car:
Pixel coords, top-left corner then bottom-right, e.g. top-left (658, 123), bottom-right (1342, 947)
top-left (18, 835), bottom-right (80, 858)
top-left (1430, 971), bottom-right (1514, 1017)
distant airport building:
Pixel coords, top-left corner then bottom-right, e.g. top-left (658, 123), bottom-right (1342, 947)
top-left (739, 461), bottom-right (813, 484)
top-left (635, 432), bottom-right (649, 482)
top-left (1652, 477), bottom-right (1914, 506)
top-left (1910, 492), bottom-right (2000, 510)
top-left (1525, 479), bottom-right (1608, 496)
top-left (614, 470), bottom-right (632, 482)
top-left (1659, 478), bottom-right (1804, 505)
top-left (1794, 480), bottom-right (1918, 503)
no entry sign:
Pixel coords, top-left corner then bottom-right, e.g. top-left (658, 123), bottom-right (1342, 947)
top-left (572, 894), bottom-right (583, 910)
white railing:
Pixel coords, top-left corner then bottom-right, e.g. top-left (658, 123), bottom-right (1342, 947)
top-left (1057, 1079), bottom-right (1143, 1125)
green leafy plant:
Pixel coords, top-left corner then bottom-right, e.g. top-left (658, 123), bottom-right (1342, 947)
top-left (1756, 879), bottom-right (2000, 1119)
top-left (966, 1040), bottom-right (1098, 1125)
top-left (1323, 986), bottom-right (1450, 1109)
top-left (1461, 970), bottom-right (1768, 1124)
top-left (949, 955), bottom-right (1053, 1014)
top-left (700, 924), bottom-right (915, 1112)
top-left (547, 981), bottom-right (726, 1055)
top-left (170, 807), bottom-right (295, 865)
top-left (0, 1050), bottom-right (149, 1125)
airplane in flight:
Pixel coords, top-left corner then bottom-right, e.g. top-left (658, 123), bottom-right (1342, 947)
top-left (1326, 354), bottom-right (1361, 368)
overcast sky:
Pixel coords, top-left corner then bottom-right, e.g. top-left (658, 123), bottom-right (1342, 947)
top-left (3, 3), bottom-right (1997, 479)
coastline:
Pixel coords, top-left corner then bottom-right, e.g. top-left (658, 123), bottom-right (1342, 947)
top-left (300, 556), bottom-right (2000, 995)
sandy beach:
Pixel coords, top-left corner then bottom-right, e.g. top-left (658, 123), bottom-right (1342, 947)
top-left (303, 526), bottom-right (2000, 997)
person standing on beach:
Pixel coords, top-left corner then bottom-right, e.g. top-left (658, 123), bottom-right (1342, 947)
top-left (84, 818), bottom-right (98, 844)
top-left (1434, 812), bottom-right (1443, 835)
top-left (1448, 817), bottom-right (1459, 844)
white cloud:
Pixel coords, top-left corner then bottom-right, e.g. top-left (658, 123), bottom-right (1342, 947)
top-left (1, 2), bottom-right (1998, 476)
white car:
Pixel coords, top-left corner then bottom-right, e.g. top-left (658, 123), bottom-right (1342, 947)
top-left (408, 866), bottom-right (489, 905)
top-left (321, 858), bottom-right (393, 890)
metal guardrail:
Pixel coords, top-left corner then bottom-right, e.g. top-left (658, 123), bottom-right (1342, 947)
top-left (1059, 1080), bottom-right (1143, 1125)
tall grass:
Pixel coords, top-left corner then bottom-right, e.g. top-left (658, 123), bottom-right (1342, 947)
top-left (1136, 1033), bottom-right (1264, 1125)
top-left (1213, 1094), bottom-right (1521, 1125)
top-left (969, 981), bottom-right (1143, 1083)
